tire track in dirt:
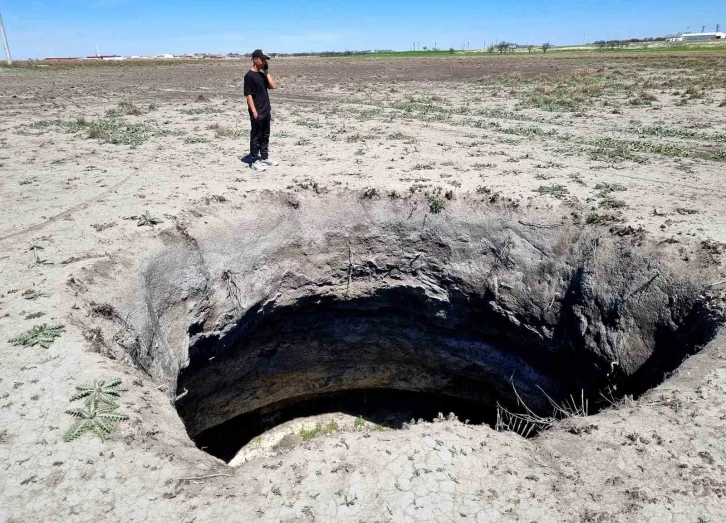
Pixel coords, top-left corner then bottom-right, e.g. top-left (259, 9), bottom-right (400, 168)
top-left (0, 168), bottom-right (139, 242)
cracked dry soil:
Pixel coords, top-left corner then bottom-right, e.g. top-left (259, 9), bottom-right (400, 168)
top-left (8, 193), bottom-right (725, 523)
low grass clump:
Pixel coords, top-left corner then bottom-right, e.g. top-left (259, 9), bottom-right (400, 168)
top-left (412, 162), bottom-right (435, 171)
top-left (633, 125), bottom-right (726, 143)
top-left (20, 116), bottom-right (154, 147)
top-left (594, 182), bottom-right (627, 209)
top-left (599, 196), bottom-right (627, 209)
top-left (586, 213), bottom-right (619, 225)
top-left (588, 137), bottom-right (699, 163)
top-left (535, 184), bottom-right (569, 199)
top-left (521, 76), bottom-right (604, 112)
top-left (594, 182), bottom-right (627, 197)
top-left (9, 323), bottom-right (64, 349)
top-left (180, 107), bottom-right (225, 115)
top-left (106, 101), bottom-right (143, 118)
top-left (22, 117), bottom-right (90, 135)
top-left (86, 120), bottom-right (151, 147)
top-left (63, 378), bottom-right (129, 442)
top-left (299, 420), bottom-right (339, 442)
top-left (684, 86), bottom-right (705, 100)
top-left (183, 135), bottom-right (209, 144)
top-left (635, 90), bottom-right (658, 104)
top-left (207, 123), bottom-right (248, 139)
top-left (387, 131), bottom-right (413, 140)
top-left (428, 196), bottom-right (446, 213)
top-left (134, 211), bottom-right (163, 227)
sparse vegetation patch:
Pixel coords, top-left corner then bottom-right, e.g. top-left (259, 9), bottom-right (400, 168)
top-left (9, 324), bottom-right (65, 349)
top-left (63, 378), bottom-right (129, 442)
top-left (535, 184), bottom-right (570, 199)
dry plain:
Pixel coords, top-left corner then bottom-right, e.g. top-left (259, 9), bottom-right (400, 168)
top-left (0, 53), bottom-right (725, 522)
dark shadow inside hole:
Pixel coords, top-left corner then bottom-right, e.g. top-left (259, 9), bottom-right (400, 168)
top-left (178, 286), bottom-right (721, 464)
top-left (193, 388), bottom-right (496, 463)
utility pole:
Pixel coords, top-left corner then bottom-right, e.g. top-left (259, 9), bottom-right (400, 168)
top-left (0, 12), bottom-right (12, 66)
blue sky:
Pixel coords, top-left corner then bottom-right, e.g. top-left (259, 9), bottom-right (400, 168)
top-left (1, 0), bottom-right (723, 59)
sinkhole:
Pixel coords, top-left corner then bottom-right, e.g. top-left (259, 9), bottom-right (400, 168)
top-left (171, 279), bottom-right (719, 465)
top-left (127, 200), bottom-right (723, 465)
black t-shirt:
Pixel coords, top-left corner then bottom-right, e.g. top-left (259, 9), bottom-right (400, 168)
top-left (243, 70), bottom-right (271, 118)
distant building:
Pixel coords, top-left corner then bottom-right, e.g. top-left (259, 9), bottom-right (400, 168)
top-left (85, 55), bottom-right (124, 60)
top-left (45, 55), bottom-right (124, 61)
top-left (680, 32), bottom-right (725, 41)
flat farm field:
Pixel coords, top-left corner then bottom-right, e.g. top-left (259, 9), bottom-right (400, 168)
top-left (1, 53), bottom-right (725, 246)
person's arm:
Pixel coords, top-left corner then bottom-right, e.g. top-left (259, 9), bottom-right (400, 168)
top-left (243, 74), bottom-right (258, 118)
top-left (246, 95), bottom-right (258, 118)
top-left (265, 71), bottom-right (276, 90)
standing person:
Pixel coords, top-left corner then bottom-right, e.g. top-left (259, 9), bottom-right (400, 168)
top-left (244, 49), bottom-right (278, 172)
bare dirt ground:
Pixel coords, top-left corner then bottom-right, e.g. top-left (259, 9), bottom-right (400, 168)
top-left (1, 54), bottom-right (725, 522)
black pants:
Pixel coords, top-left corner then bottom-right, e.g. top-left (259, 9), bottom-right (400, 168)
top-left (250, 114), bottom-right (271, 162)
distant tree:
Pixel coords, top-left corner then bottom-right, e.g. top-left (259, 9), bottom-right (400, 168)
top-left (527, 44), bottom-right (534, 54)
top-left (496, 41), bottom-right (510, 54)
top-left (423, 46), bottom-right (428, 51)
top-left (542, 42), bottom-right (552, 53)
top-left (449, 47), bottom-right (455, 54)
top-left (487, 44), bottom-right (496, 54)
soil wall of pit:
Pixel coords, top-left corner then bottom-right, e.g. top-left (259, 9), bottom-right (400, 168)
top-left (116, 193), bottom-right (723, 438)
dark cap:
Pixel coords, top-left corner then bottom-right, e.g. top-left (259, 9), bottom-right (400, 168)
top-left (251, 49), bottom-right (270, 60)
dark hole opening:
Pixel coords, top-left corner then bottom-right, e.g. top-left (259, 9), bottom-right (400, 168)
top-left (176, 286), bottom-right (720, 463)
top-left (193, 388), bottom-right (496, 463)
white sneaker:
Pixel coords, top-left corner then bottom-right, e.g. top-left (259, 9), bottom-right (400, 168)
top-left (250, 160), bottom-right (267, 172)
top-left (260, 158), bottom-right (279, 166)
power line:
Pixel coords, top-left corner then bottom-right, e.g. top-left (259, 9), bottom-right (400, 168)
top-left (0, 12), bottom-right (12, 65)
